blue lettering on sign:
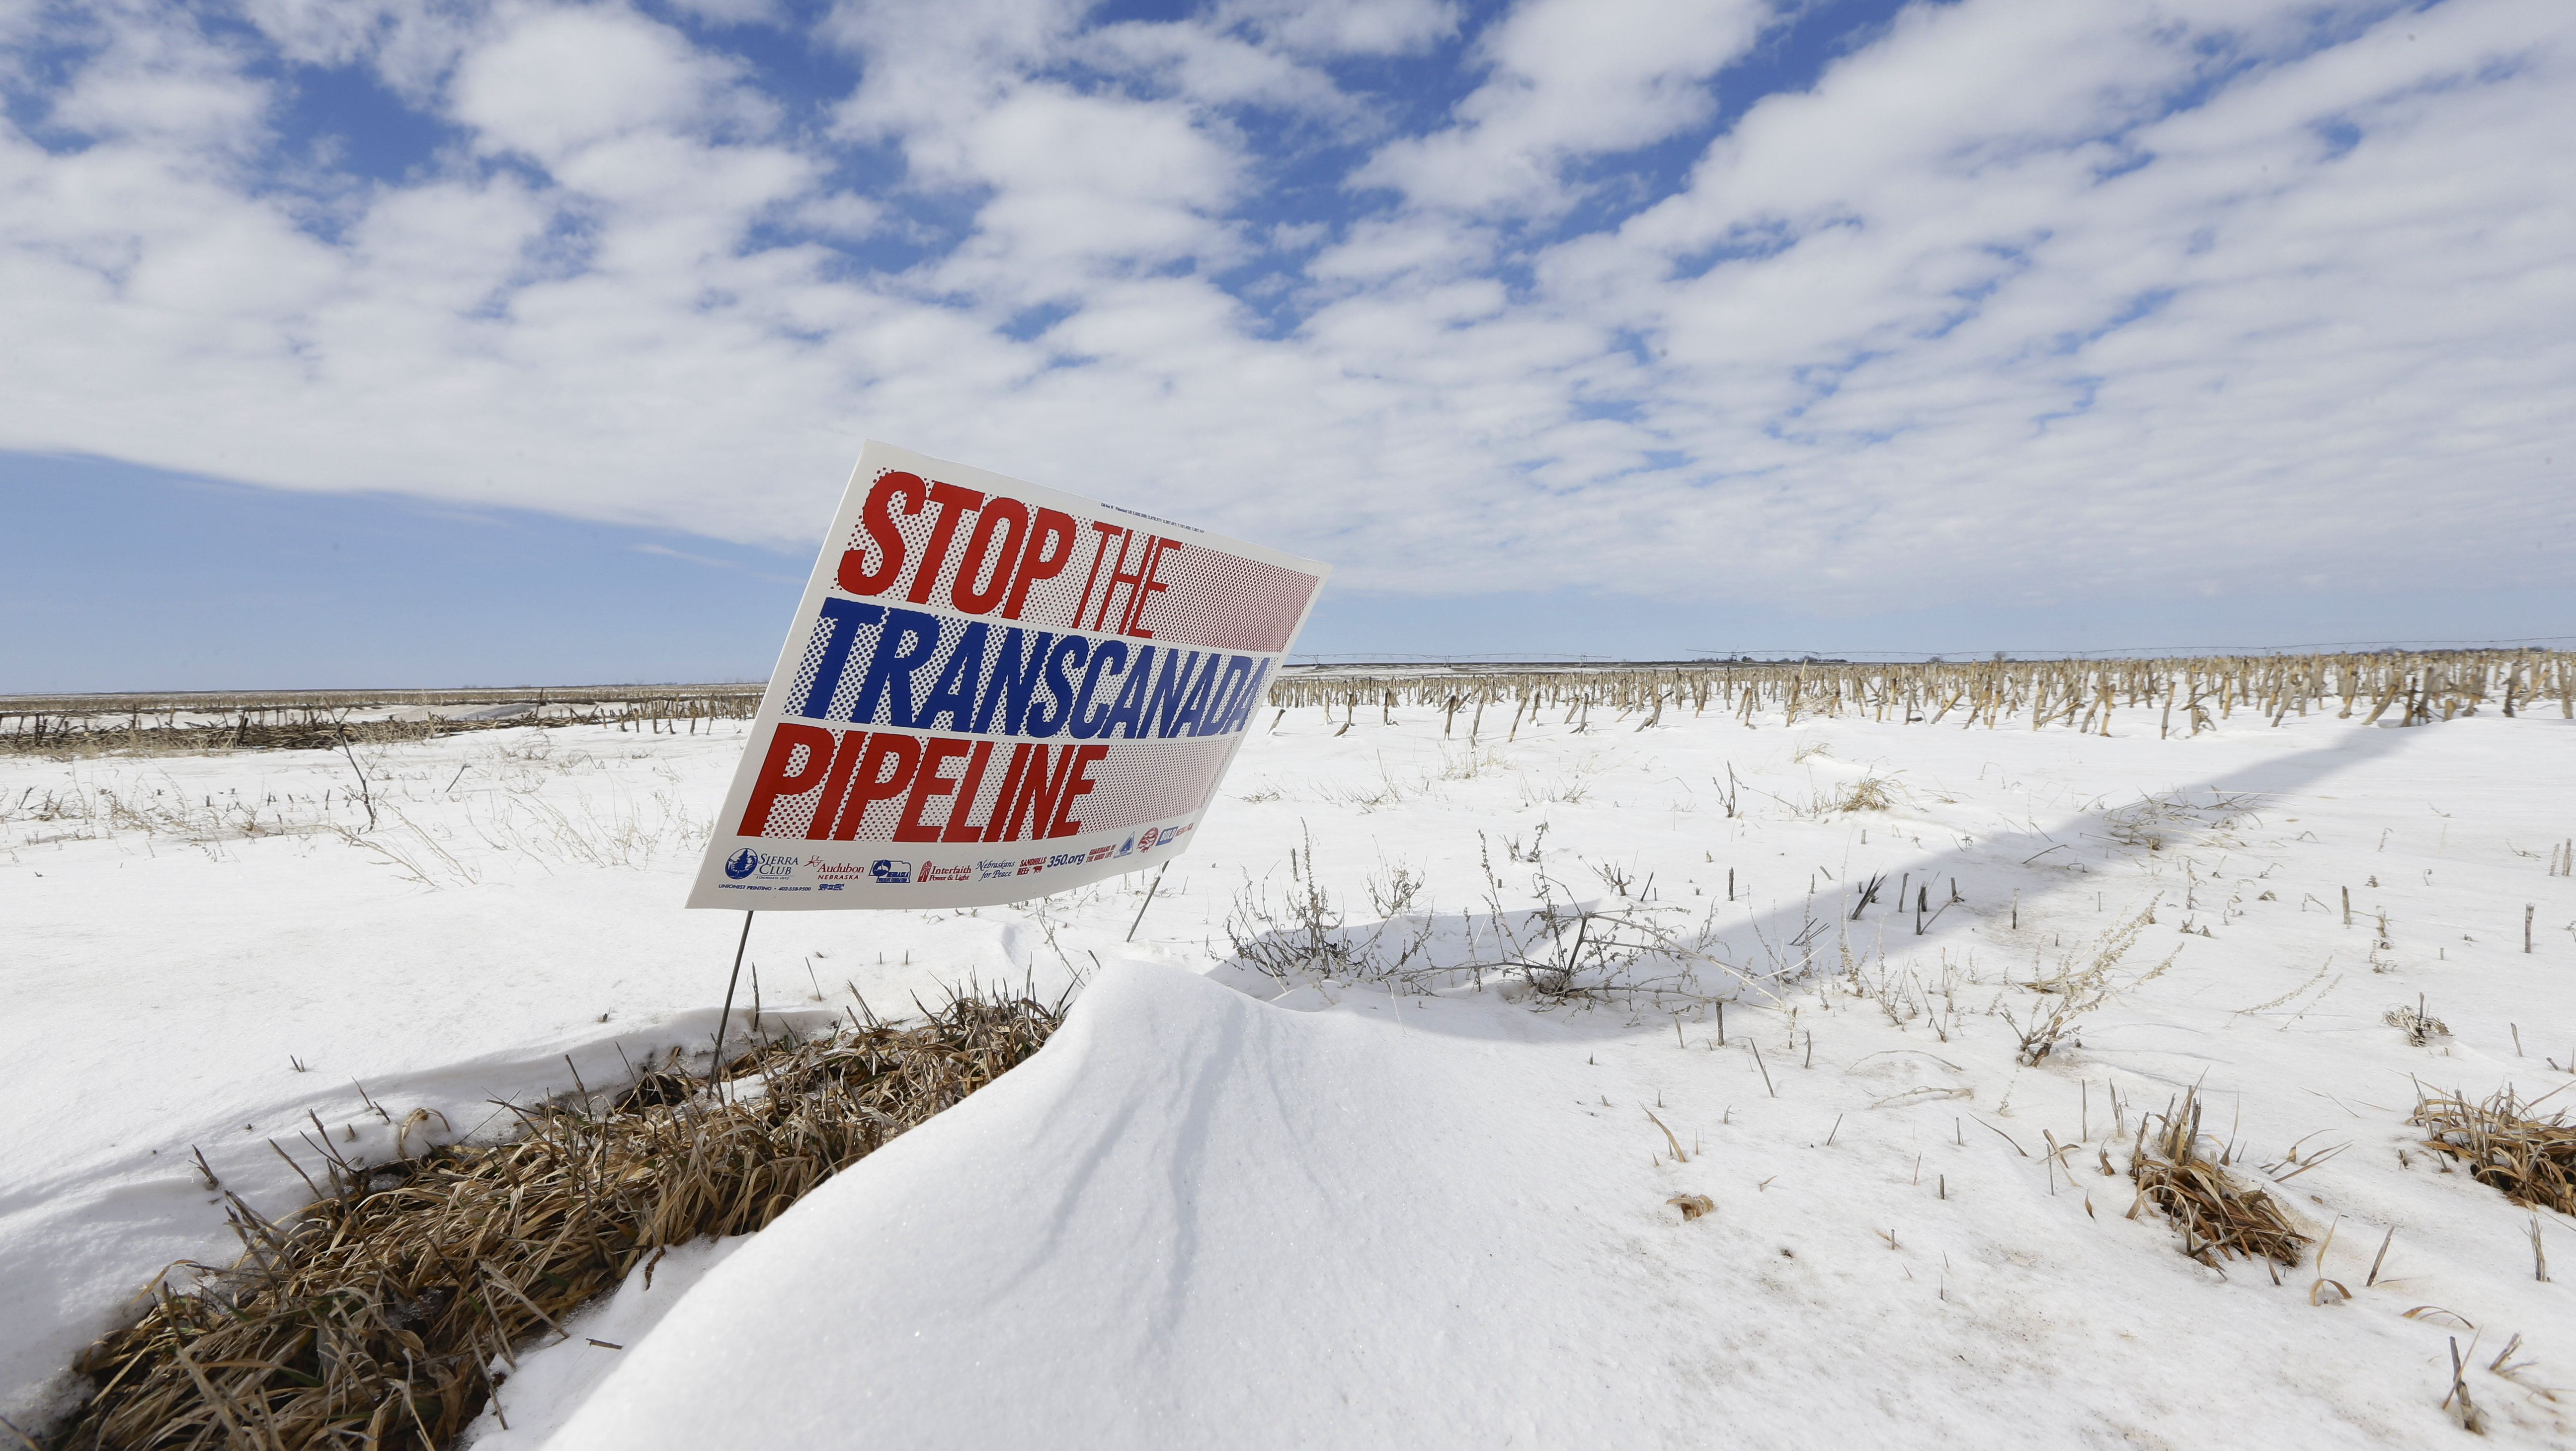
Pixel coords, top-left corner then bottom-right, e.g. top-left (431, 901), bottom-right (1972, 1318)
top-left (852, 610), bottom-right (943, 728)
top-left (971, 628), bottom-right (1055, 736)
top-left (792, 611), bottom-right (1271, 744)
top-left (800, 599), bottom-right (887, 719)
top-left (871, 859), bottom-right (913, 884)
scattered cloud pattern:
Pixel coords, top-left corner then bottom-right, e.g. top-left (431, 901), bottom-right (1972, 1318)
top-left (4, 0), bottom-right (2569, 612)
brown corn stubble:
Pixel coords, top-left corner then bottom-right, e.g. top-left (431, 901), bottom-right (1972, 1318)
top-left (2125, 1086), bottom-right (2310, 1268)
top-left (57, 986), bottom-right (1063, 1451)
top-left (2411, 1086), bottom-right (2576, 1215)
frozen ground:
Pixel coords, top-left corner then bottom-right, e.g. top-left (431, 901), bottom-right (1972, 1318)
top-left (5, 699), bottom-right (2574, 1445)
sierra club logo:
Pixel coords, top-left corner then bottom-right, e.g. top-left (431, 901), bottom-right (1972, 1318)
top-left (725, 849), bottom-right (799, 881)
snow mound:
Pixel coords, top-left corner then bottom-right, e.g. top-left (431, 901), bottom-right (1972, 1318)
top-left (464, 1235), bottom-right (749, 1449)
top-left (550, 963), bottom-right (1688, 1448)
top-left (535, 962), bottom-right (2486, 1450)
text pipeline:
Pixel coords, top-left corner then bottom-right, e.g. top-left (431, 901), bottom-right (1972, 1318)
top-left (740, 726), bottom-right (1111, 843)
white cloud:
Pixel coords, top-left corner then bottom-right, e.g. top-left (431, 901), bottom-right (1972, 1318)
top-left (0, 0), bottom-right (42, 45)
top-left (1306, 213), bottom-right (1493, 284)
top-left (821, 0), bottom-right (1086, 141)
top-left (1522, 0), bottom-right (2576, 599)
top-left (235, 0), bottom-right (405, 68)
top-left (232, 0), bottom-right (482, 102)
top-left (820, 2), bottom-right (1269, 312)
top-left (662, 0), bottom-right (782, 26)
top-left (450, 5), bottom-right (767, 161)
top-left (0, 0), bottom-right (2568, 620)
top-left (1078, 19), bottom-right (1360, 123)
top-left (632, 541), bottom-right (737, 566)
top-left (44, 2), bottom-right (271, 154)
top-left (1356, 0), bottom-right (1774, 215)
top-left (1209, 0), bottom-right (1458, 58)
top-left (784, 189), bottom-right (884, 241)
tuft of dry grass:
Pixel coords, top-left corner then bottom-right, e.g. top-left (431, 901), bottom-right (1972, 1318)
top-left (54, 987), bottom-right (1062, 1451)
top-left (2125, 1086), bottom-right (2309, 1268)
top-left (2001, 899), bottom-right (2175, 1067)
top-left (2384, 1002), bottom-right (2452, 1047)
top-left (2411, 1085), bottom-right (2576, 1214)
top-left (1836, 776), bottom-right (1896, 813)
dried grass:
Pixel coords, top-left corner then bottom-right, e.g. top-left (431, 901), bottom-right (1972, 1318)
top-left (1835, 776), bottom-right (1897, 813)
top-left (2126, 1086), bottom-right (2309, 1268)
top-left (2384, 1003), bottom-right (2452, 1047)
top-left (2001, 899), bottom-right (2176, 1067)
top-left (3, 719), bottom-right (501, 760)
top-left (1264, 650), bottom-right (2576, 734)
top-left (54, 986), bottom-right (1063, 1451)
top-left (2411, 1085), bottom-right (2576, 1215)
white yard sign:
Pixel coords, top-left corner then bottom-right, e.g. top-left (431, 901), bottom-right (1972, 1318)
top-left (688, 442), bottom-right (1329, 910)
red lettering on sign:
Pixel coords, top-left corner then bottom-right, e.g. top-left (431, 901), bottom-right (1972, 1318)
top-left (979, 744), bottom-right (1033, 842)
top-left (905, 481), bottom-right (986, 605)
top-left (738, 723), bottom-right (834, 836)
top-left (942, 740), bottom-right (998, 842)
top-left (832, 733), bottom-right (921, 840)
top-left (991, 744), bottom-right (1080, 842)
top-left (895, 737), bottom-right (974, 841)
top-left (1073, 522), bottom-right (1123, 630)
top-left (950, 498), bottom-right (1029, 615)
top-left (1003, 507), bottom-right (1075, 620)
top-left (841, 472), bottom-right (922, 596)
top-left (1128, 536), bottom-right (1179, 637)
top-left (1047, 745), bottom-right (1110, 838)
top-left (804, 729), bottom-right (871, 840)
top-left (1094, 530), bottom-right (1152, 633)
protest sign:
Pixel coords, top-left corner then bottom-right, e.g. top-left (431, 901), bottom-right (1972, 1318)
top-left (688, 441), bottom-right (1329, 910)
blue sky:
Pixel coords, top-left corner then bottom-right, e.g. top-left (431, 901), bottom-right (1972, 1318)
top-left (3, 0), bottom-right (2570, 690)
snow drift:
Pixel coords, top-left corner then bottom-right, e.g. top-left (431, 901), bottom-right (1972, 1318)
top-left (539, 960), bottom-right (2495, 1449)
top-left (546, 962), bottom-right (1686, 1448)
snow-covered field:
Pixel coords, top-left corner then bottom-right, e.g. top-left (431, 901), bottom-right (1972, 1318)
top-left (7, 698), bottom-right (2575, 1446)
